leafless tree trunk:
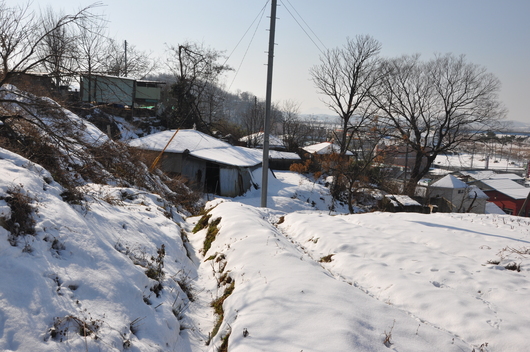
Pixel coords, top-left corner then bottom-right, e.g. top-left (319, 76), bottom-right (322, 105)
top-left (310, 35), bottom-right (382, 154)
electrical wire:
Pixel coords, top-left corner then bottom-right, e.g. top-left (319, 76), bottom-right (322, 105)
top-left (223, 1), bottom-right (270, 91)
top-left (280, 0), bottom-right (327, 54)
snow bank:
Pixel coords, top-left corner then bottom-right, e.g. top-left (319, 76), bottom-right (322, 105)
top-left (0, 147), bottom-right (195, 351)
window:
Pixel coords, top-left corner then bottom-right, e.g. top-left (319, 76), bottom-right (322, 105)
top-left (503, 208), bottom-right (513, 215)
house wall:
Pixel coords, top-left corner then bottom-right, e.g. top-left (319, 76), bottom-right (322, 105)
top-left (430, 188), bottom-right (455, 205)
top-left (81, 75), bottom-right (135, 106)
top-left (429, 187), bottom-right (486, 213)
top-left (269, 158), bottom-right (299, 170)
top-left (135, 83), bottom-right (161, 104)
top-left (157, 152), bottom-right (184, 174)
top-left (462, 195), bottom-right (487, 214)
top-left (81, 76), bottom-right (162, 107)
top-left (180, 156), bottom-right (205, 186)
top-left (484, 190), bottom-right (529, 216)
top-left (219, 168), bottom-right (242, 197)
top-left (136, 150), bottom-right (254, 197)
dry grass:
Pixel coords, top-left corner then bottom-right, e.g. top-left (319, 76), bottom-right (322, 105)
top-left (207, 280), bottom-right (235, 346)
top-left (319, 254), bottom-right (334, 263)
top-left (203, 217), bottom-right (222, 255)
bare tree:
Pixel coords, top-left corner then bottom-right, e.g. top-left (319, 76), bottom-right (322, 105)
top-left (37, 7), bottom-right (78, 90)
top-left (101, 38), bottom-right (157, 79)
top-left (74, 14), bottom-right (108, 103)
top-left (0, 1), bottom-right (98, 87)
top-left (373, 53), bottom-right (506, 195)
top-left (310, 35), bottom-right (382, 154)
top-left (280, 99), bottom-right (305, 151)
top-left (163, 42), bottom-right (231, 131)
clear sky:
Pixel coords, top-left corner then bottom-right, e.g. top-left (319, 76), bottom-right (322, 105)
top-left (10, 0), bottom-right (530, 123)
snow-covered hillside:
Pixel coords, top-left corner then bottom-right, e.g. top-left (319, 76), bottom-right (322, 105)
top-left (0, 147), bottom-right (197, 351)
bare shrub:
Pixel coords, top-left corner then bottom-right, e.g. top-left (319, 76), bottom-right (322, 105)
top-left (160, 173), bottom-right (203, 215)
top-left (0, 119), bottom-right (85, 204)
top-left (290, 158), bottom-right (312, 174)
top-left (472, 342), bottom-right (489, 352)
top-left (129, 316), bottom-right (146, 337)
top-left (383, 320), bottom-right (395, 347)
top-left (2, 185), bottom-right (35, 245)
top-left (47, 314), bottom-right (102, 342)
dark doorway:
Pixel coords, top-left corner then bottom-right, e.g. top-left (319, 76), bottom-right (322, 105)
top-left (205, 162), bottom-right (220, 194)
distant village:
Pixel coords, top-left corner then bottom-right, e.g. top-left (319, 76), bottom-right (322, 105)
top-left (8, 70), bottom-right (530, 218)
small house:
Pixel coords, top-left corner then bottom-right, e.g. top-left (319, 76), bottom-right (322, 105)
top-left (239, 132), bottom-right (286, 150)
top-left (129, 129), bottom-right (262, 197)
top-left (383, 195), bottom-right (424, 213)
top-left (428, 174), bottom-right (488, 213)
top-left (478, 178), bottom-right (530, 216)
top-left (80, 73), bottom-right (165, 107)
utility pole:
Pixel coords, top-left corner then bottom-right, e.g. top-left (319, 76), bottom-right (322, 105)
top-left (124, 40), bottom-right (128, 77)
top-left (260, 0), bottom-right (277, 208)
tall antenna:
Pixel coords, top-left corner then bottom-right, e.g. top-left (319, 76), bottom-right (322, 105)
top-left (261, 0), bottom-right (277, 208)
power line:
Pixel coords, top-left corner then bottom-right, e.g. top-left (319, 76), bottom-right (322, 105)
top-left (224, 1), bottom-right (270, 91)
top-left (280, 0), bottom-right (327, 54)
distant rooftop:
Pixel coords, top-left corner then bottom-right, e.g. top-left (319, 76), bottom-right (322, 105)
top-left (431, 174), bottom-right (467, 188)
top-left (480, 179), bottom-right (530, 200)
top-left (303, 141), bottom-right (354, 156)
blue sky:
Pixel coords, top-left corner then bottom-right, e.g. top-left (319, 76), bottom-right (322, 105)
top-left (13, 0), bottom-right (530, 123)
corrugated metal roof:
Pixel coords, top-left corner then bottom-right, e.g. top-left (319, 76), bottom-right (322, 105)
top-left (481, 179), bottom-right (530, 199)
top-left (460, 170), bottom-right (523, 181)
top-left (128, 129), bottom-right (262, 167)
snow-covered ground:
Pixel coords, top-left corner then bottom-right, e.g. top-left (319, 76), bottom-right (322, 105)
top-left (434, 152), bottom-right (526, 173)
top-left (2, 136), bottom-right (530, 351)
top-left (189, 173), bottom-right (530, 352)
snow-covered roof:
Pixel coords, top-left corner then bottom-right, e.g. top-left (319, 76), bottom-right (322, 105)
top-left (239, 148), bottom-right (301, 161)
top-left (480, 178), bottom-right (530, 200)
top-left (239, 132), bottom-right (285, 147)
top-left (386, 195), bottom-right (421, 207)
top-left (430, 174), bottom-right (467, 189)
top-left (460, 170), bottom-right (524, 181)
top-left (485, 201), bottom-right (506, 214)
top-left (467, 185), bottom-right (489, 199)
top-left (128, 129), bottom-right (262, 167)
top-left (269, 150), bottom-right (300, 160)
top-left (302, 142), bottom-right (354, 156)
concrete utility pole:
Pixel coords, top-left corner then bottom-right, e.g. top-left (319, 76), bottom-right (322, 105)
top-left (260, 0), bottom-right (277, 208)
